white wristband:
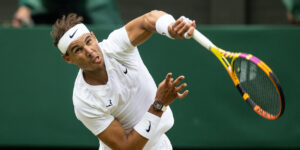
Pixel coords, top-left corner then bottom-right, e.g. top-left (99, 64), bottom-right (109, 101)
top-left (134, 112), bottom-right (160, 139)
top-left (155, 14), bottom-right (176, 39)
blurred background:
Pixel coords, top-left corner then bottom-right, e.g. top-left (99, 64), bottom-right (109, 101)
top-left (0, 0), bottom-right (299, 150)
top-left (1, 0), bottom-right (299, 25)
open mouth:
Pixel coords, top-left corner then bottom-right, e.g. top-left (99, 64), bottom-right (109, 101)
top-left (92, 56), bottom-right (101, 63)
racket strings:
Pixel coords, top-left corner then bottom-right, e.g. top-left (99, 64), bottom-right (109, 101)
top-left (233, 58), bottom-right (280, 115)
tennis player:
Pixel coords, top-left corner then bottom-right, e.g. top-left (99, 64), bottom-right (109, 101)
top-left (51, 10), bottom-right (195, 150)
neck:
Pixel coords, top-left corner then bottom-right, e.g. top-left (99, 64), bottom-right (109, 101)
top-left (83, 68), bottom-right (108, 85)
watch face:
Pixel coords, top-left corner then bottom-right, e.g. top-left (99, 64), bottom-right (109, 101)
top-left (153, 101), bottom-right (163, 110)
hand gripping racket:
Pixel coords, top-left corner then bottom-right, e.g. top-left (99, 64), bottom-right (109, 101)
top-left (192, 29), bottom-right (285, 120)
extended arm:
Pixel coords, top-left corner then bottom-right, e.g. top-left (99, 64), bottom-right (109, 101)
top-left (125, 10), bottom-right (196, 46)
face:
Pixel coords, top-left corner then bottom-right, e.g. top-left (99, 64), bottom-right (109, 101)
top-left (62, 32), bottom-right (105, 72)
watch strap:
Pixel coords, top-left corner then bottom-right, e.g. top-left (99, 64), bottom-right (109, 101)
top-left (161, 105), bottom-right (167, 112)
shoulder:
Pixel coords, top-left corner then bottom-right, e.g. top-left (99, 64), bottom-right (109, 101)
top-left (73, 90), bottom-right (114, 136)
top-left (71, 70), bottom-right (115, 136)
top-left (72, 69), bottom-right (106, 111)
top-left (99, 26), bottom-right (135, 54)
top-left (72, 81), bottom-right (111, 119)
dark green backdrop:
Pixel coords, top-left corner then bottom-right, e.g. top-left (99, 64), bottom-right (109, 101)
top-left (0, 25), bottom-right (299, 148)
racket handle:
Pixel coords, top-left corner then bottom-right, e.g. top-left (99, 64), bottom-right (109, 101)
top-left (192, 29), bottom-right (215, 50)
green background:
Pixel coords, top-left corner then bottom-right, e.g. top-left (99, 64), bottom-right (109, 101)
top-left (0, 26), bottom-right (299, 148)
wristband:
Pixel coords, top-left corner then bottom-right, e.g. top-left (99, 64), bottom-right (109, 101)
top-left (134, 112), bottom-right (160, 139)
top-left (155, 14), bottom-right (176, 39)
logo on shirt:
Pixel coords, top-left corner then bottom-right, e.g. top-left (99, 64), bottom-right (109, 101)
top-left (123, 68), bottom-right (128, 74)
top-left (122, 64), bottom-right (128, 74)
top-left (106, 99), bottom-right (113, 107)
top-left (146, 121), bottom-right (151, 132)
top-left (69, 29), bottom-right (78, 38)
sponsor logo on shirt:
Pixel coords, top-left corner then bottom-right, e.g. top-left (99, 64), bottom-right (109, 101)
top-left (122, 64), bottom-right (128, 74)
top-left (146, 121), bottom-right (151, 132)
top-left (106, 99), bottom-right (113, 107)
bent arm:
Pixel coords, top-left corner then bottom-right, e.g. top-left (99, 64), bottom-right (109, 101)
top-left (98, 107), bottom-right (162, 150)
top-left (97, 73), bottom-right (189, 150)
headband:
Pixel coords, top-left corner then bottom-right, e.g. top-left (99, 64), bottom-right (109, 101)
top-left (58, 23), bottom-right (90, 54)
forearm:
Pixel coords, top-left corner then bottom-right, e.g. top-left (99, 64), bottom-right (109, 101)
top-left (98, 106), bottom-right (163, 150)
top-left (141, 10), bottom-right (167, 33)
top-left (125, 10), bottom-right (167, 46)
top-left (123, 107), bottom-right (163, 150)
top-left (125, 10), bottom-right (196, 46)
top-left (100, 123), bottom-right (148, 150)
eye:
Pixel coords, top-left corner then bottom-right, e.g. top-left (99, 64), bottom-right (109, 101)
top-left (75, 48), bottom-right (82, 54)
top-left (86, 39), bottom-right (92, 45)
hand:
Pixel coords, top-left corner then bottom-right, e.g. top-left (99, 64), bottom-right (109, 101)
top-left (12, 6), bottom-right (33, 27)
top-left (168, 17), bottom-right (196, 39)
top-left (155, 73), bottom-right (189, 106)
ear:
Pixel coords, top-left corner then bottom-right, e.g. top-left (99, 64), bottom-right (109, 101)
top-left (62, 54), bottom-right (72, 64)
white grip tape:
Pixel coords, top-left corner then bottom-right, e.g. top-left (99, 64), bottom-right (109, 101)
top-left (192, 29), bottom-right (215, 50)
top-left (134, 112), bottom-right (160, 139)
top-left (184, 32), bottom-right (192, 39)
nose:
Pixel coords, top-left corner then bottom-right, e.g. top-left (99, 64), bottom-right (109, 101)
top-left (84, 46), bottom-right (93, 57)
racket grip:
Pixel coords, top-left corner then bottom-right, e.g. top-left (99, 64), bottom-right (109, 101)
top-left (192, 29), bottom-right (215, 50)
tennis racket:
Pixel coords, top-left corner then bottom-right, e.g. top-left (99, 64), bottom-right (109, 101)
top-left (192, 29), bottom-right (285, 120)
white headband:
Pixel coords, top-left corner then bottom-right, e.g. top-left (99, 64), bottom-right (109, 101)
top-left (58, 23), bottom-right (90, 54)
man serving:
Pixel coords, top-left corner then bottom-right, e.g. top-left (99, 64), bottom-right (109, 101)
top-left (51, 10), bottom-right (196, 150)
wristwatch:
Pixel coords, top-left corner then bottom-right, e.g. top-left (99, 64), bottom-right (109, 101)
top-left (152, 100), bottom-right (167, 112)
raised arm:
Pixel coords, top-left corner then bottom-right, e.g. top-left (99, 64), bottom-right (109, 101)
top-left (125, 10), bottom-right (196, 46)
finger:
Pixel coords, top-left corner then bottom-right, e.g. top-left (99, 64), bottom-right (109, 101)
top-left (192, 20), bottom-right (196, 28)
top-left (184, 25), bottom-right (194, 39)
top-left (173, 17), bottom-right (183, 27)
top-left (173, 21), bottom-right (185, 34)
top-left (176, 83), bottom-right (187, 92)
top-left (172, 75), bottom-right (185, 87)
top-left (178, 90), bottom-right (189, 99)
top-left (187, 26), bottom-right (195, 36)
top-left (165, 73), bottom-right (172, 83)
top-left (170, 78), bottom-right (174, 84)
top-left (177, 22), bottom-right (191, 35)
top-left (187, 20), bottom-right (196, 36)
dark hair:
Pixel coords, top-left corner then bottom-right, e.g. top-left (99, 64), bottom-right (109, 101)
top-left (50, 13), bottom-right (83, 47)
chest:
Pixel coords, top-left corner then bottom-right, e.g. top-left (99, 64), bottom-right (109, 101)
top-left (92, 58), bottom-right (140, 111)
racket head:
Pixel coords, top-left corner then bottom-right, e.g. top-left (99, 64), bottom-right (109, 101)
top-left (231, 53), bottom-right (285, 120)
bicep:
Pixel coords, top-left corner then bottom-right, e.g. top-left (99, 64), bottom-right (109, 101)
top-left (97, 119), bottom-right (148, 150)
top-left (125, 10), bottom-right (166, 46)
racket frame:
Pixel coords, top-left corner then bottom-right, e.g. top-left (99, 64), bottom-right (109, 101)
top-left (192, 30), bottom-right (285, 120)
